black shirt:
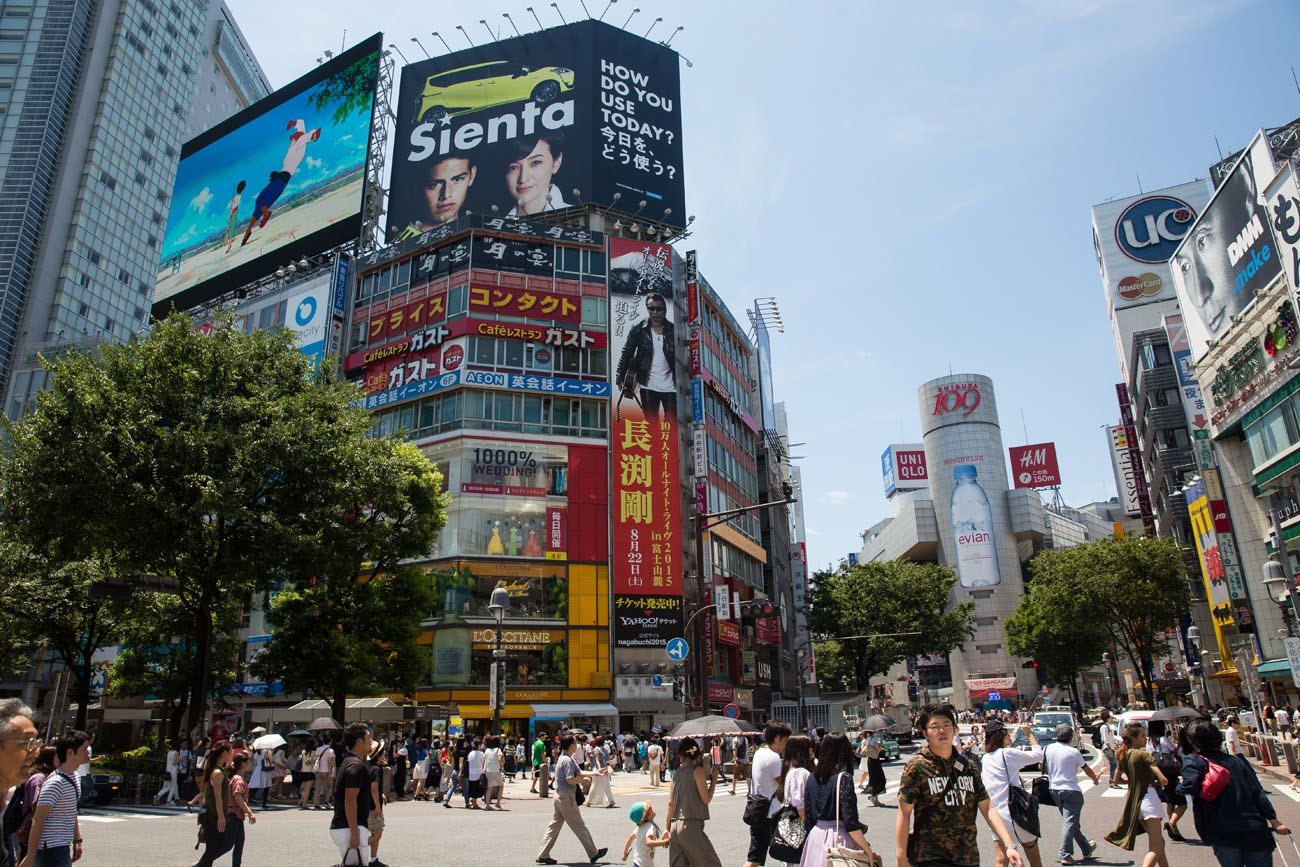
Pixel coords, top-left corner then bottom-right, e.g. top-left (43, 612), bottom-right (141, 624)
top-left (330, 756), bottom-right (373, 830)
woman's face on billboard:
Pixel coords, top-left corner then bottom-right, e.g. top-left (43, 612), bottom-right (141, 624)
top-left (507, 139), bottom-right (562, 214)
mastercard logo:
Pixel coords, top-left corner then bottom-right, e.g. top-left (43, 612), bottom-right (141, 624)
top-left (1117, 272), bottom-right (1163, 301)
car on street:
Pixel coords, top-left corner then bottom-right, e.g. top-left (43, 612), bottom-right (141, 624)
top-left (1009, 729), bottom-right (1043, 771)
top-left (1032, 708), bottom-right (1082, 750)
top-left (878, 734), bottom-right (901, 761)
top-left (91, 771), bottom-right (123, 806)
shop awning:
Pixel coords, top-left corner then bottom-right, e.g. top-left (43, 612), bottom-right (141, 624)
top-left (277, 698), bottom-right (405, 722)
top-left (530, 703), bottom-right (620, 721)
top-left (1257, 659), bottom-right (1292, 677)
top-left (455, 704), bottom-right (534, 720)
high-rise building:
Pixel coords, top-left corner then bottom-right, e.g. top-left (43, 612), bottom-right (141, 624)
top-left (0, 0), bottom-right (268, 418)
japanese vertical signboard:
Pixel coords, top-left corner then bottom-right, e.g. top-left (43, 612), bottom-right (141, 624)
top-left (610, 238), bottom-right (682, 601)
top-left (1115, 384), bottom-right (1156, 535)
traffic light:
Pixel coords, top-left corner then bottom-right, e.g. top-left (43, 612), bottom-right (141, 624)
top-left (739, 599), bottom-right (775, 621)
top-left (1022, 660), bottom-right (1039, 670)
top-left (673, 677), bottom-right (684, 702)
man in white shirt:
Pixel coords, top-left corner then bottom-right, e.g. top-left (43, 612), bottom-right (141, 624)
top-left (1277, 706), bottom-right (1293, 739)
top-left (614, 293), bottom-right (676, 426)
top-left (313, 739), bottom-right (335, 809)
top-left (1096, 709), bottom-right (1120, 787)
top-left (743, 721), bottom-right (790, 867)
top-left (1045, 723), bottom-right (1099, 865)
top-left (646, 741), bottom-right (664, 787)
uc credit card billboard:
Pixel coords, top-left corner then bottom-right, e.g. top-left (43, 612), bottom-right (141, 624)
top-left (388, 19), bottom-right (685, 242)
top-left (154, 34), bottom-right (381, 314)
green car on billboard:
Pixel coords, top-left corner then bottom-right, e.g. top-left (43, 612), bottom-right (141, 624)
top-left (417, 60), bottom-right (575, 124)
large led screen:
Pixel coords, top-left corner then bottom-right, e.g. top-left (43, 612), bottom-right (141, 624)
top-left (387, 19), bottom-right (684, 243)
top-left (153, 33), bottom-right (382, 313)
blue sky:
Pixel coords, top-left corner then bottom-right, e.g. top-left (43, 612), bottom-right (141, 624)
top-left (229, 0), bottom-right (1300, 572)
top-left (161, 68), bottom-right (371, 260)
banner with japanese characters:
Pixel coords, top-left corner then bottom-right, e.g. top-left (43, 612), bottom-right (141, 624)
top-left (387, 19), bottom-right (684, 243)
top-left (613, 594), bottom-right (684, 648)
top-left (610, 238), bottom-right (682, 597)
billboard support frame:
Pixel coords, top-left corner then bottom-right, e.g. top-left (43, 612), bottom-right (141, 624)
top-left (360, 49), bottom-right (395, 254)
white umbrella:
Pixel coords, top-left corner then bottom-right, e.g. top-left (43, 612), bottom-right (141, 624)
top-left (251, 733), bottom-right (286, 751)
top-left (248, 725), bottom-right (268, 735)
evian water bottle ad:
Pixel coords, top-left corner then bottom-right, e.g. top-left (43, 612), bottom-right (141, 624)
top-left (918, 374), bottom-right (1018, 595)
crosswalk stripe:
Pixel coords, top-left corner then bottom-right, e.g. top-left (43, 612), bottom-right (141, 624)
top-left (1274, 785), bottom-right (1300, 803)
top-left (1101, 786), bottom-right (1127, 798)
top-left (78, 815), bottom-right (125, 823)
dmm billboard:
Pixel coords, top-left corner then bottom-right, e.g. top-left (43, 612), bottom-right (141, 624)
top-left (388, 19), bottom-right (684, 242)
top-left (154, 34), bottom-right (381, 313)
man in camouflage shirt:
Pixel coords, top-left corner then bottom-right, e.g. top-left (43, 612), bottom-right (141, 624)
top-left (895, 705), bottom-right (1022, 867)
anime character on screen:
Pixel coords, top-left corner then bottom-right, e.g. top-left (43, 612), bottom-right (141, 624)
top-left (222, 180), bottom-right (246, 253)
top-left (615, 293), bottom-right (676, 426)
top-left (393, 152), bottom-right (477, 242)
top-left (241, 118), bottom-right (321, 247)
top-left (505, 132), bottom-right (569, 217)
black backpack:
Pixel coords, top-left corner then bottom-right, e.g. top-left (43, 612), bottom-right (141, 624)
top-left (1091, 727), bottom-right (1103, 749)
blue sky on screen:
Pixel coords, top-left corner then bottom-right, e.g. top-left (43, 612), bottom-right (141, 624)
top-left (160, 78), bottom-right (371, 260)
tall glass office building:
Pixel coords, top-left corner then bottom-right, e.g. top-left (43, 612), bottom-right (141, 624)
top-left (0, 0), bottom-right (268, 418)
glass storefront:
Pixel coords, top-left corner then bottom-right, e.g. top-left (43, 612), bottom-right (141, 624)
top-left (430, 561), bottom-right (567, 621)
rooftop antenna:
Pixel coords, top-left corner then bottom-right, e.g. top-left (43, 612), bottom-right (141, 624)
top-left (551, 2), bottom-right (567, 24)
top-left (527, 6), bottom-right (544, 30)
top-left (622, 6), bottom-right (640, 29)
top-left (1136, 173), bottom-right (1143, 194)
top-left (341, 28), bottom-right (347, 53)
top-left (410, 37), bottom-right (430, 58)
top-left (456, 24), bottom-right (475, 47)
top-left (432, 32), bottom-right (453, 53)
top-left (1214, 135), bottom-right (1224, 161)
top-left (598, 0), bottom-right (616, 21)
top-left (387, 42), bottom-right (410, 63)
top-left (503, 12), bottom-right (521, 36)
top-left (480, 19), bottom-right (497, 41)
top-left (1021, 408), bottom-right (1029, 444)
top-left (1293, 65), bottom-right (1300, 97)
top-left (664, 25), bottom-right (683, 46)
top-left (644, 16), bottom-right (662, 38)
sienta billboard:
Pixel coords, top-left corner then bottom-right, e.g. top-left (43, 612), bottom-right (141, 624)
top-left (153, 34), bottom-right (382, 315)
top-left (1171, 131), bottom-right (1282, 360)
top-left (387, 19), bottom-right (684, 243)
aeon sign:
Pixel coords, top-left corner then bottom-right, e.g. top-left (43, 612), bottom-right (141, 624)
top-left (931, 382), bottom-right (982, 417)
top-left (1115, 196), bottom-right (1196, 264)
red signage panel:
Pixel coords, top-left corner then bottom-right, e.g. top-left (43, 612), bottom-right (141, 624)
top-left (1008, 442), bottom-right (1062, 489)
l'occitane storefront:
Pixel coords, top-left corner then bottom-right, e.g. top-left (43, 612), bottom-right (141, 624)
top-left (410, 559), bottom-right (614, 736)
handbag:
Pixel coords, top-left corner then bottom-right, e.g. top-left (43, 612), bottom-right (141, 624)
top-left (768, 803), bottom-right (807, 862)
top-left (826, 772), bottom-right (881, 867)
top-left (1200, 758), bottom-right (1231, 802)
top-left (1003, 752), bottom-right (1041, 838)
top-left (743, 793), bottom-right (771, 826)
top-left (333, 848), bottom-right (365, 866)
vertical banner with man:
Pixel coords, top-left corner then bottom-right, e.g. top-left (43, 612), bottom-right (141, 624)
top-left (609, 238), bottom-right (683, 619)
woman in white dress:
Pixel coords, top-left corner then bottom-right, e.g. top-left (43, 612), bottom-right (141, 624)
top-left (770, 735), bottom-right (815, 867)
top-left (411, 739), bottom-right (430, 800)
top-left (980, 721), bottom-right (1044, 867)
top-left (247, 746), bottom-right (272, 808)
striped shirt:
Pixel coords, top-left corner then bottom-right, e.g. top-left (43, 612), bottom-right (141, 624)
top-left (36, 771), bottom-right (80, 848)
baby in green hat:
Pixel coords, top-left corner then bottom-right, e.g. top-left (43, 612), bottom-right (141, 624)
top-left (622, 800), bottom-right (670, 866)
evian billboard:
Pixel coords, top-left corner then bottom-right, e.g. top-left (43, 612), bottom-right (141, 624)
top-left (1091, 181), bottom-right (1211, 313)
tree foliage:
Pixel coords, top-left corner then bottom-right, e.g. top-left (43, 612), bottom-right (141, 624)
top-left (1014, 535), bottom-right (1187, 707)
top-left (808, 560), bottom-right (975, 691)
top-left (251, 438), bottom-right (447, 721)
top-left (0, 312), bottom-right (417, 731)
top-left (309, 51), bottom-right (379, 126)
top-left (1006, 589), bottom-right (1109, 708)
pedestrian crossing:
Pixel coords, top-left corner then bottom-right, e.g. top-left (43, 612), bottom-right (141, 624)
top-left (1275, 785), bottom-right (1300, 803)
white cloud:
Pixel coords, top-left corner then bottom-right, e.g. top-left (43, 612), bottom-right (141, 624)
top-left (305, 156), bottom-right (323, 169)
top-left (189, 186), bottom-right (212, 213)
top-left (820, 490), bottom-right (853, 506)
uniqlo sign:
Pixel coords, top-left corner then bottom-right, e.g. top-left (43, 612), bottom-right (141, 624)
top-left (1008, 442), bottom-right (1062, 489)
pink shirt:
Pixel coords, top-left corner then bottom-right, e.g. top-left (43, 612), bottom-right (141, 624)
top-left (228, 774), bottom-right (248, 819)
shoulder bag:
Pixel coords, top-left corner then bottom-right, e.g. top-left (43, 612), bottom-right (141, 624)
top-left (768, 771), bottom-right (808, 863)
top-left (825, 772), bottom-right (880, 867)
top-left (1031, 744), bottom-right (1056, 808)
top-left (743, 751), bottom-right (772, 826)
top-left (1002, 751), bottom-right (1041, 839)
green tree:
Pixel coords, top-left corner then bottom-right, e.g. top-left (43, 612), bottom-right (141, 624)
top-left (808, 561), bottom-right (975, 691)
top-left (309, 51), bottom-right (379, 126)
top-left (1019, 535), bottom-right (1187, 708)
top-left (1005, 589), bottom-right (1109, 709)
top-left (0, 313), bottom-right (395, 732)
top-left (0, 541), bottom-right (160, 728)
top-left (107, 597), bottom-right (243, 743)
top-left (251, 438), bottom-right (446, 722)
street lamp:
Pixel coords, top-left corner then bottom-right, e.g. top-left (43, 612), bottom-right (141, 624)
top-left (1187, 626), bottom-right (1211, 707)
top-left (488, 584), bottom-right (510, 736)
top-left (1263, 557), bottom-right (1296, 637)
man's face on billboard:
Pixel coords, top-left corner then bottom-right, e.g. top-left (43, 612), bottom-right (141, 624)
top-left (646, 296), bottom-right (666, 327)
top-left (1177, 203), bottom-right (1242, 338)
top-left (507, 140), bottom-right (562, 215)
top-left (423, 158), bottom-right (475, 224)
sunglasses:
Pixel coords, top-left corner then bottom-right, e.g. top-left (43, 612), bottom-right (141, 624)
top-left (2, 736), bottom-right (43, 751)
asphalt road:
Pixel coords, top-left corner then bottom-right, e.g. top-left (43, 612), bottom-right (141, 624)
top-left (75, 754), bottom-right (1300, 866)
